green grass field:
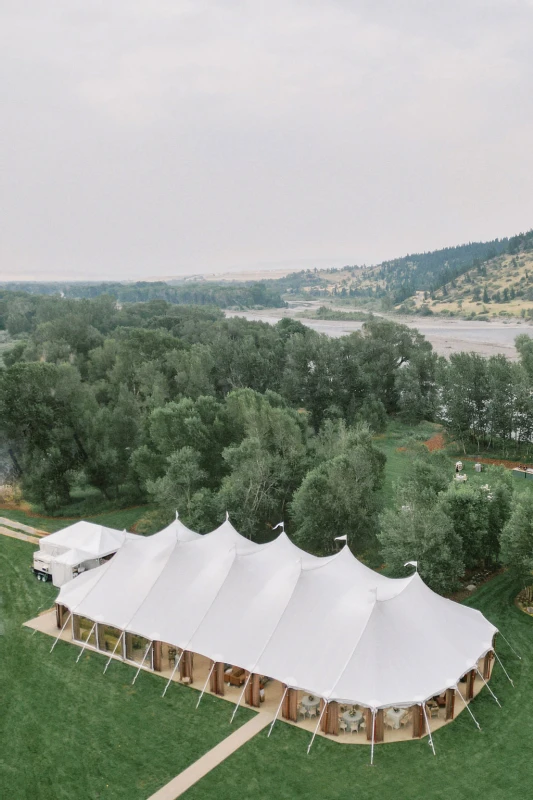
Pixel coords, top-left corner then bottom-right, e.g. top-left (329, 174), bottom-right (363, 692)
top-left (0, 505), bottom-right (151, 534)
top-left (2, 535), bottom-right (529, 800)
top-left (182, 572), bottom-right (532, 800)
top-left (0, 536), bottom-right (254, 800)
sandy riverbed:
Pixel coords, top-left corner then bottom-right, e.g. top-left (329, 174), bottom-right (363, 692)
top-left (226, 303), bottom-right (533, 358)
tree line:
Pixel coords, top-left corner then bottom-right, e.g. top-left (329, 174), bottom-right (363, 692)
top-left (2, 290), bottom-right (533, 594)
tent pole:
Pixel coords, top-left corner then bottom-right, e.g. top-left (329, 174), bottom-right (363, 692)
top-left (497, 632), bottom-right (521, 660)
top-left (454, 686), bottom-right (481, 731)
top-left (230, 672), bottom-right (252, 723)
top-left (493, 651), bottom-right (514, 687)
top-left (307, 701), bottom-right (327, 755)
top-left (103, 632), bottom-right (124, 674)
top-left (421, 704), bottom-right (436, 756)
top-left (370, 709), bottom-right (376, 766)
top-left (196, 662), bottom-right (216, 709)
top-left (76, 622), bottom-right (96, 663)
top-left (268, 687), bottom-right (288, 738)
top-left (50, 612), bottom-right (72, 653)
top-left (476, 669), bottom-right (501, 706)
top-left (131, 640), bottom-right (153, 685)
top-left (162, 651), bottom-right (184, 697)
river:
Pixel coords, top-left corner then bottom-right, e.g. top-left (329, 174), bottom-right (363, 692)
top-left (226, 303), bottom-right (533, 359)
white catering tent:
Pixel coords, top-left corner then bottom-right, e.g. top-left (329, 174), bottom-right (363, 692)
top-left (56, 519), bottom-right (498, 712)
top-left (35, 520), bottom-right (138, 587)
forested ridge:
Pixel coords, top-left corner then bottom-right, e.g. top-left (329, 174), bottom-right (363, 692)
top-left (0, 280), bottom-right (286, 310)
top-left (1, 290), bottom-right (533, 593)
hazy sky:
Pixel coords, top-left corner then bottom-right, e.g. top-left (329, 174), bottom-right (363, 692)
top-left (2, 1), bottom-right (533, 281)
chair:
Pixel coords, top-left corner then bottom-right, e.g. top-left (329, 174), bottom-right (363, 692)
top-left (297, 705), bottom-right (307, 721)
top-left (429, 705), bottom-right (439, 720)
top-left (339, 719), bottom-right (348, 733)
top-left (351, 722), bottom-right (360, 734)
top-left (308, 706), bottom-right (318, 718)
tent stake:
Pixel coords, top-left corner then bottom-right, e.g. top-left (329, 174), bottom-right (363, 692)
top-left (493, 651), bottom-right (514, 687)
top-left (196, 662), bottom-right (216, 709)
top-left (76, 622), bottom-right (96, 663)
top-left (230, 672), bottom-right (252, 723)
top-left (422, 704), bottom-right (436, 756)
top-left (498, 632), bottom-right (521, 660)
top-left (103, 632), bottom-right (124, 674)
top-left (476, 669), bottom-right (501, 706)
top-left (370, 709), bottom-right (376, 766)
top-left (307, 701), bottom-right (327, 755)
top-left (454, 686), bottom-right (481, 731)
top-left (131, 640), bottom-right (153, 685)
top-left (162, 650), bottom-right (184, 697)
top-left (50, 612), bottom-right (72, 653)
top-left (268, 687), bottom-right (288, 737)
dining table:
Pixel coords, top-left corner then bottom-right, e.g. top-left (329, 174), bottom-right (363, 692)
top-left (301, 694), bottom-right (321, 711)
top-left (384, 707), bottom-right (407, 729)
top-left (342, 709), bottom-right (363, 732)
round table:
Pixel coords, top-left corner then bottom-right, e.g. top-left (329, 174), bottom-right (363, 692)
top-left (342, 710), bottom-right (363, 732)
top-left (384, 708), bottom-right (406, 730)
top-left (301, 695), bottom-right (320, 710)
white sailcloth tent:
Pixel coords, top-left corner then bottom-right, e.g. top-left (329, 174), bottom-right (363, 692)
top-left (56, 520), bottom-right (498, 711)
top-left (36, 520), bottom-right (138, 587)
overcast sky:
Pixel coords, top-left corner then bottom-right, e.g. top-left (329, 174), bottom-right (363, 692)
top-left (2, 1), bottom-right (533, 281)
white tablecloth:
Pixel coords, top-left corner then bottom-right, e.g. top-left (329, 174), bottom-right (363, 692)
top-left (301, 695), bottom-right (320, 709)
top-left (342, 710), bottom-right (363, 731)
top-left (385, 708), bottom-right (407, 729)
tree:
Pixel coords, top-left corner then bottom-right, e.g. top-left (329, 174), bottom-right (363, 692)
top-left (147, 447), bottom-right (206, 521)
top-left (482, 286), bottom-right (490, 303)
top-left (291, 425), bottom-right (385, 554)
top-left (500, 494), bottom-right (533, 585)
top-left (378, 503), bottom-right (464, 594)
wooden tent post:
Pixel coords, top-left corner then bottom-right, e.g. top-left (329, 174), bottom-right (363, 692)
top-left (152, 641), bottom-right (162, 672)
top-left (210, 661), bottom-right (225, 696)
top-left (445, 688), bottom-right (455, 720)
top-left (245, 672), bottom-right (261, 707)
top-left (466, 669), bottom-right (476, 700)
top-left (412, 704), bottom-right (424, 738)
top-left (180, 650), bottom-right (194, 683)
top-left (483, 651), bottom-right (494, 680)
top-left (281, 686), bottom-right (298, 721)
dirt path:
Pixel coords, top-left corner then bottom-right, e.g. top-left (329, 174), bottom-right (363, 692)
top-left (0, 525), bottom-right (40, 545)
top-left (147, 713), bottom-right (273, 800)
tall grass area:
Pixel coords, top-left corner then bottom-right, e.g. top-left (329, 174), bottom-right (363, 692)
top-left (0, 537), bottom-right (254, 799)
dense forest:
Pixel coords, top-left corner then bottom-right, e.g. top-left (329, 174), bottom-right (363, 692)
top-left (1, 289), bottom-right (533, 593)
top-left (0, 280), bottom-right (286, 309)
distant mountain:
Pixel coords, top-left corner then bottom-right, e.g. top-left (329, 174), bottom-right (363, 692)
top-left (273, 229), bottom-right (533, 317)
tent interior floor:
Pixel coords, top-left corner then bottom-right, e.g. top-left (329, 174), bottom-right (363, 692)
top-left (24, 609), bottom-right (488, 746)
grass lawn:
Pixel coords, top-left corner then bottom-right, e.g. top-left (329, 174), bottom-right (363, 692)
top-left (0, 536), bottom-right (254, 800)
top-left (0, 505), bottom-right (152, 534)
top-left (182, 571), bottom-right (532, 800)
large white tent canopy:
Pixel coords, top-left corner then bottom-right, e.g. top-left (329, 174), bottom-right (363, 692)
top-left (57, 520), bottom-right (498, 710)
